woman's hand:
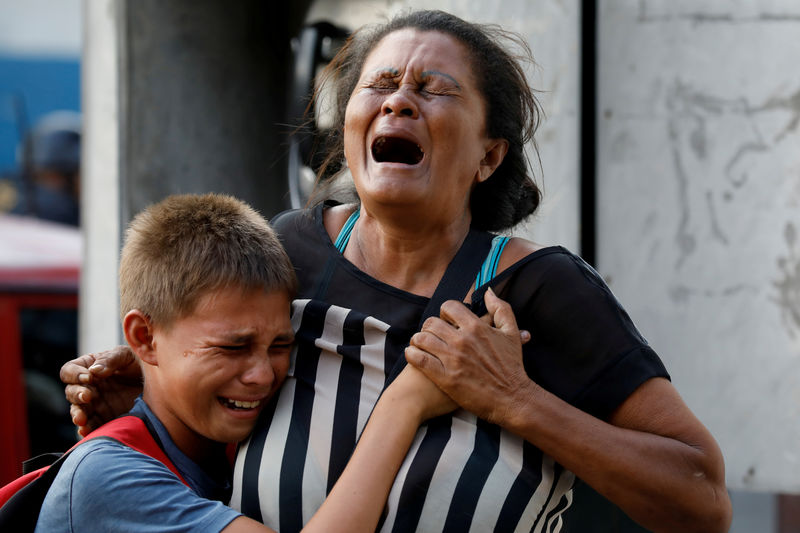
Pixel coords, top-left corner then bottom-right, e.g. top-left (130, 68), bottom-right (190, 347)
top-left (405, 287), bottom-right (534, 425)
top-left (406, 288), bottom-right (731, 533)
top-left (60, 346), bottom-right (143, 436)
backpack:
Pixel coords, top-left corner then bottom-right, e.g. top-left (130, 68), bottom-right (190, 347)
top-left (0, 413), bottom-right (188, 532)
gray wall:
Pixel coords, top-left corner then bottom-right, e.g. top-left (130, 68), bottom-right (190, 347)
top-left (597, 0), bottom-right (800, 494)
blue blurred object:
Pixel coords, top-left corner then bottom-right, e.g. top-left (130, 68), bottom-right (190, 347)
top-left (9, 110), bottom-right (82, 226)
top-left (14, 184), bottom-right (80, 226)
top-left (0, 55), bottom-right (81, 176)
top-left (28, 111), bottom-right (81, 175)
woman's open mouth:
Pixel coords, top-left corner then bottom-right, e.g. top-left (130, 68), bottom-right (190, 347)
top-left (371, 136), bottom-right (424, 165)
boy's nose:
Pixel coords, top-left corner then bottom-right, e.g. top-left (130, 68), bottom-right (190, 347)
top-left (240, 356), bottom-right (276, 387)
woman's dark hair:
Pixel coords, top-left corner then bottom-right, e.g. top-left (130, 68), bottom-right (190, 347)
top-left (311, 9), bottom-right (543, 231)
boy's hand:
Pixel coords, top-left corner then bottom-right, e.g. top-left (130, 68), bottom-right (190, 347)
top-left (389, 365), bottom-right (457, 422)
top-left (60, 346), bottom-right (143, 436)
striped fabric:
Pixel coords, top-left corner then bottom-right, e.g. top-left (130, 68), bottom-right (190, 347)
top-left (230, 205), bottom-right (668, 532)
top-left (231, 297), bottom-right (575, 532)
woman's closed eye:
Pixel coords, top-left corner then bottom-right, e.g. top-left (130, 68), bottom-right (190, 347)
top-left (365, 78), bottom-right (398, 92)
top-left (420, 71), bottom-right (461, 95)
top-left (419, 83), bottom-right (453, 97)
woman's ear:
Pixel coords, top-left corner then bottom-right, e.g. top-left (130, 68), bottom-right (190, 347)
top-left (123, 310), bottom-right (158, 366)
top-left (478, 138), bottom-right (509, 183)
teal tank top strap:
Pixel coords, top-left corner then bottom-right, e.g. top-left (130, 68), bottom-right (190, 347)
top-left (334, 209), bottom-right (360, 253)
top-left (475, 235), bottom-right (510, 288)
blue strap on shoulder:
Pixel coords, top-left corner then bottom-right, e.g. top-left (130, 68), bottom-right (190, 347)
top-left (334, 210), bottom-right (360, 253)
top-left (475, 235), bottom-right (510, 288)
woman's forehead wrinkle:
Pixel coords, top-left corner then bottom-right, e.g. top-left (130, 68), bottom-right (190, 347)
top-left (370, 66), bottom-right (399, 77)
top-left (421, 70), bottom-right (461, 89)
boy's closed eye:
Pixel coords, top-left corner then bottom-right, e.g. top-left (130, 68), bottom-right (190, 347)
top-left (215, 338), bottom-right (294, 354)
top-left (271, 341), bottom-right (294, 351)
top-left (219, 344), bottom-right (246, 351)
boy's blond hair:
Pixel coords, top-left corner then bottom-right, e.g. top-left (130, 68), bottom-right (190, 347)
top-left (119, 193), bottom-right (296, 328)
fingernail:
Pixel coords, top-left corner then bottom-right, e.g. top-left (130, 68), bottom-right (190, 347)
top-left (78, 373), bottom-right (90, 384)
top-left (89, 363), bottom-right (104, 373)
top-left (78, 391), bottom-right (86, 403)
top-left (487, 287), bottom-right (495, 296)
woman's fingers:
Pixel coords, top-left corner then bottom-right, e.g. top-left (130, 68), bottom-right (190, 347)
top-left (484, 287), bottom-right (520, 335)
top-left (64, 383), bottom-right (96, 405)
top-left (59, 353), bottom-right (99, 385)
top-left (69, 403), bottom-right (88, 427)
top-left (437, 299), bottom-right (477, 329)
top-left (60, 346), bottom-right (143, 431)
top-left (60, 346), bottom-right (140, 386)
top-left (405, 343), bottom-right (443, 374)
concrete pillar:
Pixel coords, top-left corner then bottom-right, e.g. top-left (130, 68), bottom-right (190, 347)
top-left (81, 0), bottom-right (311, 350)
top-left (80, 0), bottom-right (121, 353)
top-left (119, 0), bottom-right (311, 223)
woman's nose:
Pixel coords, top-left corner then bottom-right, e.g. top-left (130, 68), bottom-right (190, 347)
top-left (381, 88), bottom-right (418, 118)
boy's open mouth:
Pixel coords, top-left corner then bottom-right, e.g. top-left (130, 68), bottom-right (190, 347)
top-left (219, 397), bottom-right (261, 410)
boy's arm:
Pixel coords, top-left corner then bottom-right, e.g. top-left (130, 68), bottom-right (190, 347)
top-left (38, 440), bottom-right (243, 533)
top-left (303, 365), bottom-right (455, 533)
top-left (224, 366), bottom-right (454, 533)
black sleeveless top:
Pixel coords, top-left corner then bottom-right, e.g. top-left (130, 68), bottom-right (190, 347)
top-left (230, 204), bottom-right (668, 532)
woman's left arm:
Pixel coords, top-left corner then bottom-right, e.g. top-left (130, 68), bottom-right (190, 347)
top-left (405, 288), bottom-right (732, 533)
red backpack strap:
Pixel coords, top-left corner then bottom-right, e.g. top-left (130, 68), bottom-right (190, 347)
top-left (84, 415), bottom-right (189, 486)
top-left (0, 468), bottom-right (48, 508)
top-left (0, 414), bottom-right (189, 532)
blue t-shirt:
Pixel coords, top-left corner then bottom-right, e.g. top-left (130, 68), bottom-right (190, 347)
top-left (35, 397), bottom-right (242, 533)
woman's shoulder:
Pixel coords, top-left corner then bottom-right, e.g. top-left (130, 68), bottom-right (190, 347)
top-left (322, 202), bottom-right (359, 242)
top-left (495, 236), bottom-right (584, 279)
top-left (495, 236), bottom-right (545, 276)
top-left (492, 237), bottom-right (605, 292)
top-left (271, 202), bottom-right (358, 243)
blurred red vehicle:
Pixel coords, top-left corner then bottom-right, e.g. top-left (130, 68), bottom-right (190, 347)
top-left (0, 214), bottom-right (80, 485)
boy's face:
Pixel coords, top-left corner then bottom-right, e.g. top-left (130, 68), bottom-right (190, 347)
top-left (148, 286), bottom-right (294, 447)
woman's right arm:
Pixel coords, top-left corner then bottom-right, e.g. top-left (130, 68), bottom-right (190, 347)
top-left (60, 346), bottom-right (143, 436)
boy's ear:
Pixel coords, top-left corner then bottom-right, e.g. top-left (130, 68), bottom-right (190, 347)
top-left (123, 310), bottom-right (158, 366)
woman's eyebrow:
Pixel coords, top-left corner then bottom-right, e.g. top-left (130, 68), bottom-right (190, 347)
top-left (421, 70), bottom-right (461, 89)
top-left (370, 66), bottom-right (399, 77)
